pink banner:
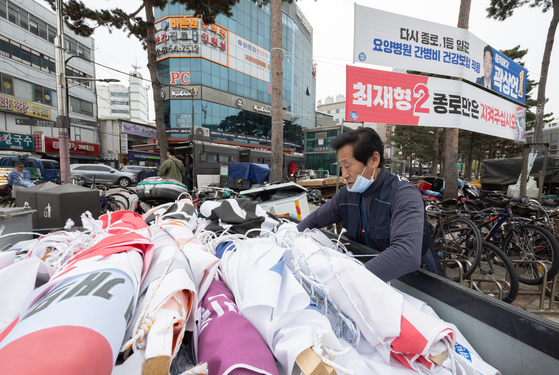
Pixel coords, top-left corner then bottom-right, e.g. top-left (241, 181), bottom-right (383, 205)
top-left (346, 66), bottom-right (526, 142)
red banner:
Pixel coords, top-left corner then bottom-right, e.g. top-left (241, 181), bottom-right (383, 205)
top-left (34, 131), bottom-right (44, 153)
top-left (44, 137), bottom-right (100, 156)
top-left (346, 66), bottom-right (526, 142)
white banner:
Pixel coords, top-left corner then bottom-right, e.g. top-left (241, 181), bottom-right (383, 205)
top-left (353, 5), bottom-right (528, 105)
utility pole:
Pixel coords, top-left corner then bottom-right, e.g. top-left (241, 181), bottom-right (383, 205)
top-left (270, 0), bottom-right (283, 182)
top-left (443, 0), bottom-right (471, 199)
top-left (55, 0), bottom-right (70, 184)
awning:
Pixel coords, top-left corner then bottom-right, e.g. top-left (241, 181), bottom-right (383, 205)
top-left (44, 152), bottom-right (102, 161)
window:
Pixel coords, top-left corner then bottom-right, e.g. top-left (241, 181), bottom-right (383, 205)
top-left (1, 74), bottom-right (13, 95)
top-left (20, 46), bottom-right (31, 65)
top-left (111, 101), bottom-right (129, 105)
top-left (29, 17), bottom-right (38, 35)
top-left (111, 109), bottom-right (130, 114)
top-left (34, 85), bottom-right (44, 103)
top-left (31, 52), bottom-right (40, 68)
top-left (0, 0), bottom-right (6, 19)
top-left (42, 161), bottom-right (53, 169)
top-left (13, 78), bottom-right (33, 100)
top-left (81, 101), bottom-right (93, 116)
top-left (78, 46), bottom-right (84, 58)
top-left (336, 109), bottom-right (340, 113)
top-left (49, 60), bottom-right (56, 73)
top-left (10, 41), bottom-right (21, 59)
top-left (70, 97), bottom-right (81, 113)
top-left (111, 92), bottom-right (129, 97)
top-left (207, 153), bottom-right (218, 163)
top-left (551, 133), bottom-right (558, 143)
top-left (41, 55), bottom-right (49, 71)
top-left (327, 110), bottom-right (330, 114)
top-left (8, 5), bottom-right (17, 24)
top-left (218, 154), bottom-right (229, 163)
top-left (38, 21), bottom-right (48, 40)
top-left (0, 36), bottom-right (9, 57)
top-left (47, 26), bottom-right (55, 43)
top-left (18, 10), bottom-right (27, 31)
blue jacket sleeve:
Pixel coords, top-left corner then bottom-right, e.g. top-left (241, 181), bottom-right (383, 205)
top-left (297, 192), bottom-right (342, 231)
top-left (364, 184), bottom-right (424, 282)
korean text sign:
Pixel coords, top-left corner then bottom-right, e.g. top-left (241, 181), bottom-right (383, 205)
top-left (353, 5), bottom-right (527, 105)
top-left (0, 131), bottom-right (34, 151)
top-left (346, 66), bottom-right (526, 142)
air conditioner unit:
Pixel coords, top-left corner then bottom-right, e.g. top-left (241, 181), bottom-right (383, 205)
top-left (193, 126), bottom-right (209, 137)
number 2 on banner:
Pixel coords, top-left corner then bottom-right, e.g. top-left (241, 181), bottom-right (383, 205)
top-left (413, 83), bottom-right (430, 115)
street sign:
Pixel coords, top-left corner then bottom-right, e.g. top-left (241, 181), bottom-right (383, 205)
top-left (69, 117), bottom-right (99, 127)
top-left (15, 118), bottom-right (55, 127)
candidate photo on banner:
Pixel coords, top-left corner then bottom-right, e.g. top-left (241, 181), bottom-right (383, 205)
top-left (345, 65), bottom-right (526, 142)
top-left (353, 4), bottom-right (527, 106)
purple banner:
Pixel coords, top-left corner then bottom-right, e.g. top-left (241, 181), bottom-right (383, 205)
top-left (122, 122), bottom-right (158, 138)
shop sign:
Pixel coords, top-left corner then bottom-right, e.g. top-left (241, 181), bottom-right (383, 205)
top-left (128, 151), bottom-right (161, 161)
top-left (170, 72), bottom-right (191, 85)
top-left (0, 131), bottom-right (34, 151)
top-left (45, 137), bottom-right (100, 155)
top-left (0, 94), bottom-right (51, 120)
top-left (254, 105), bottom-right (271, 114)
top-left (121, 133), bottom-right (128, 154)
top-left (34, 131), bottom-right (44, 153)
top-left (122, 122), bottom-right (158, 138)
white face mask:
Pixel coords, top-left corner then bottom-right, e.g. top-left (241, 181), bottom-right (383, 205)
top-left (348, 165), bottom-right (376, 193)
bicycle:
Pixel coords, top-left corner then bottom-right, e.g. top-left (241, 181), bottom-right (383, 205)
top-left (473, 196), bottom-right (559, 285)
top-left (427, 207), bottom-right (483, 282)
top-left (97, 185), bottom-right (126, 214)
top-left (0, 186), bottom-right (16, 208)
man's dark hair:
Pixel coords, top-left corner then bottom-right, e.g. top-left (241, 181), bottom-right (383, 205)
top-left (330, 127), bottom-right (384, 167)
top-left (168, 147), bottom-right (176, 156)
top-left (483, 45), bottom-right (493, 60)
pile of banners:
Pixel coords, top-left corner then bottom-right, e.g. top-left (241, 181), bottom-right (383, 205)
top-left (0, 198), bottom-right (501, 375)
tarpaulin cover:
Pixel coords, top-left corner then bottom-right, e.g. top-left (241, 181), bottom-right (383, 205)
top-left (481, 155), bottom-right (559, 189)
top-left (228, 163), bottom-right (270, 184)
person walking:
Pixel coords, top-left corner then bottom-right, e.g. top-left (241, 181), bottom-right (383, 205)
top-left (158, 147), bottom-right (185, 183)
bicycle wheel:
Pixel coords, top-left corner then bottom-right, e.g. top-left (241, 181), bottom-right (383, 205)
top-left (502, 223), bottom-right (559, 285)
top-left (434, 216), bottom-right (483, 281)
top-left (471, 243), bottom-right (519, 303)
top-left (106, 192), bottom-right (130, 210)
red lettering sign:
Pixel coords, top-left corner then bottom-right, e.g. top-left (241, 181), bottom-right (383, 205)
top-left (170, 72), bottom-right (191, 85)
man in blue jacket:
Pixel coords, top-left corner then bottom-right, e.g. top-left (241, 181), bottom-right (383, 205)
top-left (297, 128), bottom-right (440, 282)
top-left (7, 161), bottom-right (34, 188)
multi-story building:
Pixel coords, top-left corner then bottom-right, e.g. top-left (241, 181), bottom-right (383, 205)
top-left (97, 71), bottom-right (150, 125)
top-left (316, 95), bottom-right (389, 142)
top-left (0, 0), bottom-right (100, 162)
top-left (99, 119), bottom-right (158, 168)
top-left (526, 119), bottom-right (559, 155)
top-left (154, 0), bottom-right (316, 153)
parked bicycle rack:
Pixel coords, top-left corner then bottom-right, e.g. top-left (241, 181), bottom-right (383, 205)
top-left (512, 260), bottom-right (559, 314)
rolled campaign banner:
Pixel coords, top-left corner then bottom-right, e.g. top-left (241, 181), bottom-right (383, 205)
top-left (114, 200), bottom-right (220, 375)
top-left (0, 211), bottom-right (153, 375)
top-left (345, 65), bottom-right (526, 142)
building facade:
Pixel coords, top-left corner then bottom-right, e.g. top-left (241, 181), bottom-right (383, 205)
top-left (97, 71), bottom-right (150, 125)
top-left (525, 119), bottom-right (559, 155)
top-left (0, 0), bottom-right (100, 161)
top-left (154, 0), bottom-right (316, 152)
top-left (99, 119), bottom-right (159, 168)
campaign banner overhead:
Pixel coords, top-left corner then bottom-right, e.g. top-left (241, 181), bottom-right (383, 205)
top-left (346, 66), bottom-right (526, 142)
top-left (353, 5), bottom-right (527, 105)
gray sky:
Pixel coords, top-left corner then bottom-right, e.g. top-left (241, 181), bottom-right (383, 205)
top-left (60, 0), bottom-right (558, 124)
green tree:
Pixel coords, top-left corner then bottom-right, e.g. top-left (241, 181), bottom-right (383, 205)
top-left (487, 0), bottom-right (559, 146)
top-left (46, 0), bottom-right (239, 162)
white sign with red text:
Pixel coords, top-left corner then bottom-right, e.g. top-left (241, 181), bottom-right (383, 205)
top-left (346, 66), bottom-right (526, 142)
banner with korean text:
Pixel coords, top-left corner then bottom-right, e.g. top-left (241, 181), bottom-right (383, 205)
top-left (353, 5), bottom-right (527, 105)
top-left (346, 66), bottom-right (526, 142)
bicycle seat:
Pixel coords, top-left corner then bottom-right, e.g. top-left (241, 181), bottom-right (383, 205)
top-left (441, 198), bottom-right (457, 207)
top-left (543, 199), bottom-right (559, 208)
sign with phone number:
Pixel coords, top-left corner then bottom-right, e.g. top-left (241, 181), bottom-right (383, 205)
top-left (353, 5), bottom-right (528, 105)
